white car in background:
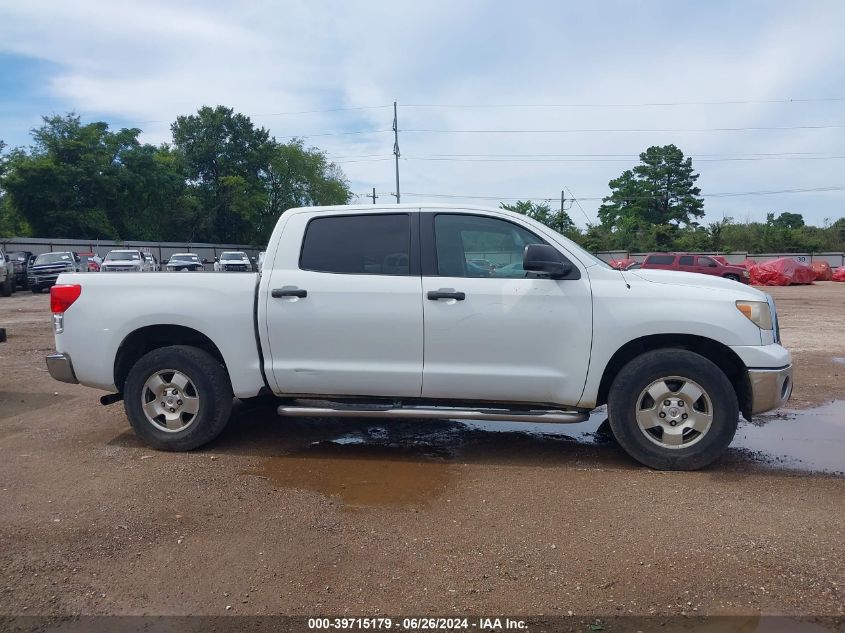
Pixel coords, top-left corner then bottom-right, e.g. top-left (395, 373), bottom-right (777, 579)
top-left (100, 250), bottom-right (148, 272)
top-left (143, 252), bottom-right (160, 271)
top-left (214, 251), bottom-right (252, 272)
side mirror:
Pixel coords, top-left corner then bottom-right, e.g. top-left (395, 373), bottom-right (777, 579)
top-left (523, 244), bottom-right (572, 279)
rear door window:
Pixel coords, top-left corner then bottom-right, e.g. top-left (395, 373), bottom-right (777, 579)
top-left (300, 214), bottom-right (411, 275)
top-left (679, 256), bottom-right (694, 266)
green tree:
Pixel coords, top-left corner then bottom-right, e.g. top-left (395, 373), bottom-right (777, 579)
top-left (1, 115), bottom-right (139, 238)
top-left (262, 139), bottom-right (351, 242)
top-left (171, 105), bottom-right (274, 243)
top-left (500, 200), bottom-right (580, 238)
top-left (769, 211), bottom-right (805, 230)
top-left (598, 144), bottom-right (704, 248)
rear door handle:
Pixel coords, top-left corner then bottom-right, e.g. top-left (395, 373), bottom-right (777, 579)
top-left (427, 290), bottom-right (465, 301)
top-left (271, 287), bottom-right (307, 298)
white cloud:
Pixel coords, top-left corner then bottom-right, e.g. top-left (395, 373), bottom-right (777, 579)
top-left (1, 0), bottom-right (844, 225)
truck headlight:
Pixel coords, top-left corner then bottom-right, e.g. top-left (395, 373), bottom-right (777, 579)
top-left (736, 300), bottom-right (773, 330)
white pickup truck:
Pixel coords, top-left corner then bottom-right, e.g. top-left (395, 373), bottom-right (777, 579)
top-left (46, 204), bottom-right (792, 470)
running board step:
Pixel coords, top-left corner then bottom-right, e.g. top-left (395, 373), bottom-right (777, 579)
top-left (277, 405), bottom-right (589, 424)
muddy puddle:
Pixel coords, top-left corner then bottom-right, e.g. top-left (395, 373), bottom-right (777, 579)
top-left (733, 400), bottom-right (845, 474)
top-left (245, 401), bottom-right (844, 507)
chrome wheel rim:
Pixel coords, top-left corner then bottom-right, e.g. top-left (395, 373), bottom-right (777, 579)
top-left (141, 369), bottom-right (200, 433)
top-left (635, 376), bottom-right (713, 449)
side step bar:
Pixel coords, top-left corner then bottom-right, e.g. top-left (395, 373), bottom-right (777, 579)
top-left (277, 405), bottom-right (589, 424)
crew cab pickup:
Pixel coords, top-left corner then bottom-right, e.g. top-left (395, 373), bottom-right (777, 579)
top-left (641, 253), bottom-right (751, 283)
top-left (45, 205), bottom-right (793, 470)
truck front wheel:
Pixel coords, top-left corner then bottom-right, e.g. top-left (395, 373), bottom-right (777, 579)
top-left (607, 349), bottom-right (739, 470)
top-left (123, 345), bottom-right (233, 451)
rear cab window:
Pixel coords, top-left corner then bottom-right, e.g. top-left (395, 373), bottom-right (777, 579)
top-left (300, 214), bottom-right (411, 275)
top-left (645, 254), bottom-right (676, 265)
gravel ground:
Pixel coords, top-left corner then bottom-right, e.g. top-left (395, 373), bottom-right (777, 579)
top-left (0, 283), bottom-right (843, 619)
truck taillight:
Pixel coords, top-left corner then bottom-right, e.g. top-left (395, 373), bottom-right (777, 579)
top-left (51, 284), bottom-right (82, 313)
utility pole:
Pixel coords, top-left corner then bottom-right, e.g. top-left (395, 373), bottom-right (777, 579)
top-left (392, 100), bottom-right (400, 203)
top-left (369, 187), bottom-right (378, 204)
top-left (560, 190), bottom-right (566, 215)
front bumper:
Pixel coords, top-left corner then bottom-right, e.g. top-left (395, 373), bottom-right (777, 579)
top-left (748, 364), bottom-right (793, 415)
top-left (29, 274), bottom-right (60, 287)
top-left (46, 352), bottom-right (79, 384)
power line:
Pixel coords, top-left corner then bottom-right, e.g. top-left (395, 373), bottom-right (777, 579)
top-left (396, 186), bottom-right (845, 202)
top-left (401, 97), bottom-right (845, 109)
top-left (401, 124), bottom-right (845, 134)
top-left (402, 155), bottom-right (845, 163)
top-left (565, 185), bottom-right (592, 225)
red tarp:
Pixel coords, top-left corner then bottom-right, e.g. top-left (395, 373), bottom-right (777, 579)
top-left (833, 267), bottom-right (845, 282)
top-left (609, 258), bottom-right (636, 270)
top-left (812, 261), bottom-right (833, 281)
top-left (740, 258), bottom-right (757, 270)
top-left (750, 257), bottom-right (815, 286)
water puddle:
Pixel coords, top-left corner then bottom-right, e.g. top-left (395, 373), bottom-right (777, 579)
top-left (733, 400), bottom-right (845, 474)
top-left (248, 441), bottom-right (457, 508)
top-left (244, 401), bottom-right (844, 507)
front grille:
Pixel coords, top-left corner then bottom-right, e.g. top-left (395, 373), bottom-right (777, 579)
top-left (223, 264), bottom-right (249, 271)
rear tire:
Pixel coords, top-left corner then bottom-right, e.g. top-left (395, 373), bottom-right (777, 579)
top-left (607, 349), bottom-right (739, 470)
top-left (724, 274), bottom-right (740, 282)
top-left (123, 345), bottom-right (233, 451)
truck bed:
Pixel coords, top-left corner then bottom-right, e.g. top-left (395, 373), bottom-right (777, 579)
top-left (54, 272), bottom-right (266, 397)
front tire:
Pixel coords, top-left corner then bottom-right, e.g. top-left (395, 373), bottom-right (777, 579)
top-left (123, 345), bottom-right (233, 451)
top-left (607, 349), bottom-right (739, 470)
top-left (0, 276), bottom-right (12, 297)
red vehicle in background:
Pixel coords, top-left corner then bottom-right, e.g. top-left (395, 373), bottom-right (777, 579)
top-left (641, 253), bottom-right (750, 284)
top-left (77, 252), bottom-right (101, 272)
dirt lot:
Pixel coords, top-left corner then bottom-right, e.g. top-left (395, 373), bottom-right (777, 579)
top-left (0, 283), bottom-right (843, 620)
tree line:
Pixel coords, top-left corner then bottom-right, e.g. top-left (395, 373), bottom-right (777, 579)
top-left (2, 111), bottom-right (843, 253)
top-left (504, 144), bottom-right (845, 254)
top-left (0, 106), bottom-right (351, 244)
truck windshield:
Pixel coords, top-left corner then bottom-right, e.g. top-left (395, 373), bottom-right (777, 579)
top-left (171, 254), bottom-right (198, 262)
top-left (35, 253), bottom-right (73, 265)
top-left (106, 252), bottom-right (140, 261)
top-left (221, 253), bottom-right (246, 260)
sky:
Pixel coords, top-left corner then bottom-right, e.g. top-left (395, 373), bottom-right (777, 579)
top-left (1, 0), bottom-right (844, 227)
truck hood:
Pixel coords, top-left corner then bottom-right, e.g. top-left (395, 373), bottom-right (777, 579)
top-left (629, 268), bottom-right (766, 300)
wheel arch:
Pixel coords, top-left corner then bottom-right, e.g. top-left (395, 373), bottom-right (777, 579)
top-left (114, 324), bottom-right (229, 392)
top-left (596, 334), bottom-right (752, 420)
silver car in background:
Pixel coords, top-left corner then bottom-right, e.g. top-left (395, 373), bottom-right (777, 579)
top-left (100, 250), bottom-right (148, 272)
top-left (214, 251), bottom-right (252, 272)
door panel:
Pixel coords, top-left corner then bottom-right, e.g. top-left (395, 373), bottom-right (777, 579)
top-left (264, 211), bottom-right (424, 398)
top-left (421, 212), bottom-right (592, 406)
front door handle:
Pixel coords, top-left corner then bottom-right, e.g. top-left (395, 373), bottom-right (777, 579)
top-left (427, 290), bottom-right (465, 301)
top-left (271, 287), bottom-right (307, 298)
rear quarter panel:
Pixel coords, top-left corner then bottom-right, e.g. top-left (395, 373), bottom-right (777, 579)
top-left (53, 272), bottom-right (265, 397)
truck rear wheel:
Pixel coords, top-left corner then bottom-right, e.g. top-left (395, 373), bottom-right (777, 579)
top-left (123, 345), bottom-right (233, 451)
top-left (607, 349), bottom-right (739, 470)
